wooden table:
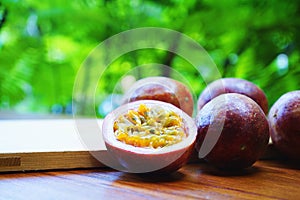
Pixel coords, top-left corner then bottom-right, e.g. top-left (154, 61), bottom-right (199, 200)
top-left (1, 160), bottom-right (299, 200)
top-left (0, 120), bottom-right (299, 199)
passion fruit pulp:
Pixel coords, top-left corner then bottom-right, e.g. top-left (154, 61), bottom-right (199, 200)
top-left (102, 100), bottom-right (197, 173)
top-left (197, 78), bottom-right (268, 114)
top-left (113, 103), bottom-right (186, 148)
top-left (122, 76), bottom-right (194, 117)
top-left (195, 93), bottom-right (270, 170)
top-left (268, 91), bottom-right (300, 160)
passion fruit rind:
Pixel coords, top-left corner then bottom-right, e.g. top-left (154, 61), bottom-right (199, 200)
top-left (122, 76), bottom-right (194, 117)
top-left (102, 100), bottom-right (197, 174)
top-left (197, 78), bottom-right (269, 114)
top-left (195, 93), bottom-right (270, 170)
top-left (268, 90), bottom-right (300, 160)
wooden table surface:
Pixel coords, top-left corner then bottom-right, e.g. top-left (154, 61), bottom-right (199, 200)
top-left (0, 159), bottom-right (299, 200)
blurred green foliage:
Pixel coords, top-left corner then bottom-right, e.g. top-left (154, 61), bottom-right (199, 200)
top-left (0, 0), bottom-right (299, 117)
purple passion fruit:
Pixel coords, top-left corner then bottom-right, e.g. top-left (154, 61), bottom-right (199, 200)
top-left (102, 100), bottom-right (197, 173)
top-left (195, 93), bottom-right (270, 170)
top-left (197, 78), bottom-right (268, 114)
top-left (122, 77), bottom-right (194, 117)
top-left (268, 91), bottom-right (300, 160)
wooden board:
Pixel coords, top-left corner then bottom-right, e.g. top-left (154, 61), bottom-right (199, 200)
top-left (0, 119), bottom-right (106, 172)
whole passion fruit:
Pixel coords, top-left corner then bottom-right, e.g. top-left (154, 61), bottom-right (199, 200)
top-left (268, 91), bottom-right (300, 160)
top-left (197, 78), bottom-right (268, 114)
top-left (102, 100), bottom-right (197, 173)
top-left (195, 93), bottom-right (270, 170)
top-left (122, 77), bottom-right (194, 116)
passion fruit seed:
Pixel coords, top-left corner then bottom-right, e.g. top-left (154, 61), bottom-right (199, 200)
top-left (114, 104), bottom-right (186, 149)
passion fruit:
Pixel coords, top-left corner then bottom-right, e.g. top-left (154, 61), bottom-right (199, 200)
top-left (197, 78), bottom-right (268, 114)
top-left (195, 93), bottom-right (270, 170)
top-left (268, 91), bottom-right (300, 160)
top-left (122, 77), bottom-right (194, 116)
top-left (102, 100), bottom-right (197, 173)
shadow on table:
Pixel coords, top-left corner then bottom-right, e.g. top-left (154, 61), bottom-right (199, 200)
top-left (117, 170), bottom-right (186, 183)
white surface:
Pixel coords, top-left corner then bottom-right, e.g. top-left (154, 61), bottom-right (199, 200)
top-left (0, 119), bottom-right (106, 153)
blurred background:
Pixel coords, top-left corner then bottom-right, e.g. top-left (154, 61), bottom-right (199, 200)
top-left (0, 0), bottom-right (299, 118)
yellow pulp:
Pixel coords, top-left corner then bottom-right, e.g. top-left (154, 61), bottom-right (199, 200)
top-left (114, 104), bottom-right (186, 149)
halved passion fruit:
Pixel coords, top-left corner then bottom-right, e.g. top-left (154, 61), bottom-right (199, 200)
top-left (102, 100), bottom-right (197, 173)
top-left (122, 77), bottom-right (194, 117)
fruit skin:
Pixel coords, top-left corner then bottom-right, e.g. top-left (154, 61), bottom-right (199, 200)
top-left (102, 100), bottom-right (197, 174)
top-left (195, 93), bottom-right (270, 170)
top-left (268, 91), bottom-right (300, 160)
top-left (197, 78), bottom-right (269, 114)
top-left (122, 76), bottom-right (194, 117)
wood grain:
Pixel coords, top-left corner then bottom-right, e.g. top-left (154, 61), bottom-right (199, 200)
top-left (0, 151), bottom-right (105, 172)
top-left (0, 160), bottom-right (299, 200)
